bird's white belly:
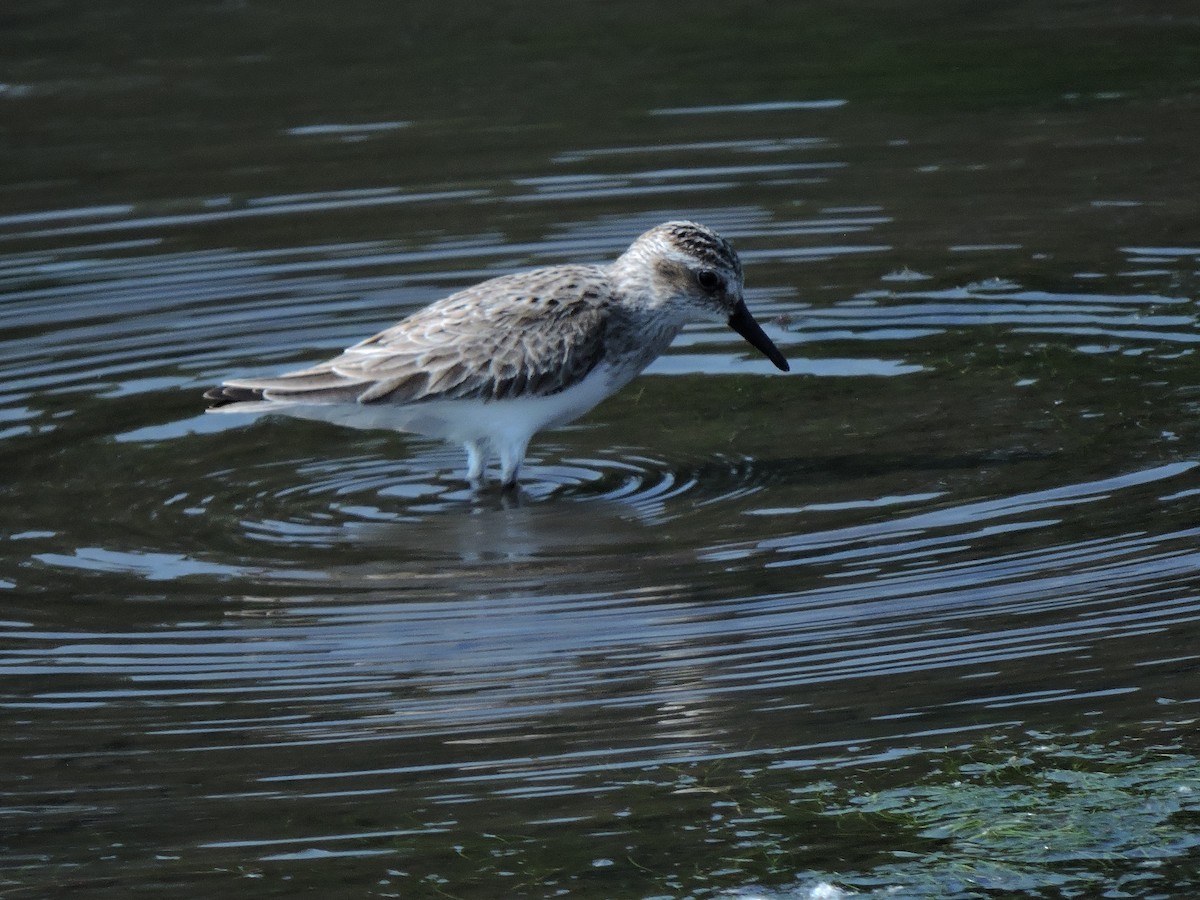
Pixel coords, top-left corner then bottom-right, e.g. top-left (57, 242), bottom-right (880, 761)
top-left (214, 364), bottom-right (628, 444)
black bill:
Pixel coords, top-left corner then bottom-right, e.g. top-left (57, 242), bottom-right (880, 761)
top-left (727, 299), bottom-right (789, 372)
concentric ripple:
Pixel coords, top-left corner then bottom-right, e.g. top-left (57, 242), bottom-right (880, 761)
top-left (183, 442), bottom-right (771, 553)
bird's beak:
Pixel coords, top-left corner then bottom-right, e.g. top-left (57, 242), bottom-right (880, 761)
top-left (727, 299), bottom-right (789, 372)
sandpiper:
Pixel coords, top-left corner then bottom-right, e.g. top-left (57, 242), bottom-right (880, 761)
top-left (205, 221), bottom-right (789, 489)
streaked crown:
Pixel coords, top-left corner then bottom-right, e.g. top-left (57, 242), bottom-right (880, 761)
top-left (655, 221), bottom-right (743, 280)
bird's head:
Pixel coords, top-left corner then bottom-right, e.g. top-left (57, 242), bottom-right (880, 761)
top-left (618, 221), bottom-right (789, 372)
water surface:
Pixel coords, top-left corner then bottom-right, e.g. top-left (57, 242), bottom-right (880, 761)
top-left (3, 2), bottom-right (1200, 897)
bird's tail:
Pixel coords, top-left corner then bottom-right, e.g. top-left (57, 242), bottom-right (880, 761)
top-left (203, 385), bottom-right (266, 410)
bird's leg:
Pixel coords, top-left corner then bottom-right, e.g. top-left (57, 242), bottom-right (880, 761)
top-left (497, 436), bottom-right (529, 492)
top-left (464, 439), bottom-right (489, 487)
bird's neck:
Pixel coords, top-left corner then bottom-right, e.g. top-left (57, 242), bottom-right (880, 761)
top-left (603, 300), bottom-right (687, 380)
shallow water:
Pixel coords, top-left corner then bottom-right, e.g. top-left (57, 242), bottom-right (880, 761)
top-left (3, 2), bottom-right (1200, 897)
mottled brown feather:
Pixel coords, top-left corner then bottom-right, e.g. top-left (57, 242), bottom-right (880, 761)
top-left (221, 265), bottom-right (611, 407)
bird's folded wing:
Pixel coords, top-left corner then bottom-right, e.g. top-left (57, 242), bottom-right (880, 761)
top-left (222, 269), bottom-right (610, 406)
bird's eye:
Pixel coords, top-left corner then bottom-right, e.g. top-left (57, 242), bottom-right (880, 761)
top-left (696, 269), bottom-right (721, 291)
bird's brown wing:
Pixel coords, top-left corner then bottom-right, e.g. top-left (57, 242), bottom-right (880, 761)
top-left (217, 266), bottom-right (611, 406)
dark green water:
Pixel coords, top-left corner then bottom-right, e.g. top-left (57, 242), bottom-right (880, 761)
top-left (3, 2), bottom-right (1200, 897)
